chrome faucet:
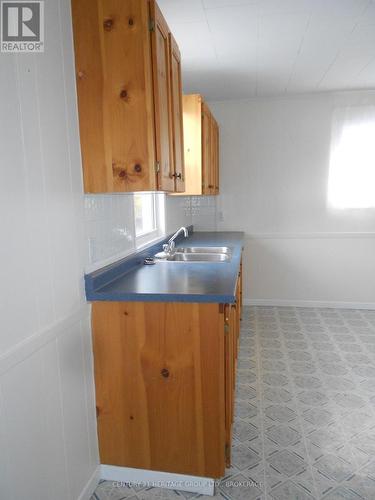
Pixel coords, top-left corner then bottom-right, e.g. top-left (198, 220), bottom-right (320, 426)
top-left (163, 226), bottom-right (189, 254)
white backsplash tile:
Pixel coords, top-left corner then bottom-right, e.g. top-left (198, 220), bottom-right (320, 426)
top-left (191, 195), bottom-right (218, 231)
top-left (85, 195), bottom-right (135, 270)
top-left (84, 193), bottom-right (217, 271)
top-left (165, 195), bottom-right (193, 233)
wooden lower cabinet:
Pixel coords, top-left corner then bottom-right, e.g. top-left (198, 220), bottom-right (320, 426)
top-left (224, 304), bottom-right (235, 467)
top-left (92, 298), bottom-right (241, 478)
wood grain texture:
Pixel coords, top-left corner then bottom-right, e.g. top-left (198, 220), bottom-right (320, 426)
top-left (92, 301), bottom-right (226, 478)
top-left (169, 34), bottom-right (185, 192)
top-left (212, 117), bottom-right (220, 195)
top-left (175, 94), bottom-right (220, 196)
top-left (150, 1), bottom-right (175, 192)
top-left (71, 0), bottom-right (112, 192)
top-left (209, 115), bottom-right (217, 195)
top-left (180, 94), bottom-right (203, 195)
top-left (224, 304), bottom-right (235, 467)
top-left (71, 0), bottom-right (157, 192)
top-left (201, 102), bottom-right (212, 195)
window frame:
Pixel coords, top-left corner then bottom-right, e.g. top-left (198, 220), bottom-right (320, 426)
top-left (328, 105), bottom-right (375, 210)
top-left (134, 193), bottom-right (165, 248)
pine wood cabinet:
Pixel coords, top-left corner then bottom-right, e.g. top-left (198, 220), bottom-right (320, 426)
top-left (91, 266), bottom-right (242, 478)
top-left (92, 302), bottom-right (226, 478)
top-left (180, 94), bottom-right (219, 196)
top-left (71, 0), bottom-right (185, 193)
top-left (224, 266), bottom-right (242, 466)
top-left (169, 34), bottom-right (185, 193)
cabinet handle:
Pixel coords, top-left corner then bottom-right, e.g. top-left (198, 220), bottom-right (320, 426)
top-left (161, 368), bottom-right (170, 378)
top-left (208, 184), bottom-right (214, 189)
top-left (175, 173), bottom-right (182, 179)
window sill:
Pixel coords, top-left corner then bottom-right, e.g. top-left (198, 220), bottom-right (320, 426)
top-left (136, 231), bottom-right (165, 251)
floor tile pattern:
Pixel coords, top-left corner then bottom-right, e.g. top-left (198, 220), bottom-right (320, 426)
top-left (92, 306), bottom-right (375, 500)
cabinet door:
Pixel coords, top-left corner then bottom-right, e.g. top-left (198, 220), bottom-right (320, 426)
top-left (71, 0), bottom-right (157, 192)
top-left (213, 118), bottom-right (220, 194)
top-left (202, 103), bottom-right (212, 195)
top-left (224, 304), bottom-right (236, 467)
top-left (169, 34), bottom-right (185, 193)
top-left (150, 1), bottom-right (175, 191)
top-left (209, 117), bottom-right (219, 195)
top-left (92, 301), bottom-right (226, 478)
top-left (182, 94), bottom-right (203, 195)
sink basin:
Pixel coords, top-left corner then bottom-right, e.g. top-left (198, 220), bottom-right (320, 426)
top-left (165, 252), bottom-right (231, 263)
top-left (176, 246), bottom-right (232, 255)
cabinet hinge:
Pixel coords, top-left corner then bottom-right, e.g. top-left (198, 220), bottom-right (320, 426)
top-left (155, 161), bottom-right (160, 173)
top-left (149, 18), bottom-right (155, 32)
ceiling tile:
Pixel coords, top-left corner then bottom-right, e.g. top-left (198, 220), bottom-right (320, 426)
top-left (319, 46), bottom-right (375, 89)
top-left (357, 1), bottom-right (375, 26)
top-left (158, 0), bottom-right (375, 99)
top-left (355, 58), bottom-right (375, 86)
top-left (311, 0), bottom-right (370, 19)
top-left (170, 21), bottom-right (217, 63)
top-left (345, 24), bottom-right (375, 48)
top-left (157, 0), bottom-right (206, 24)
top-left (183, 67), bottom-right (256, 101)
top-left (259, 0), bottom-right (313, 15)
top-left (203, 0), bottom-right (258, 9)
top-left (205, 5), bottom-right (258, 58)
top-left (259, 12), bottom-right (310, 41)
top-left (205, 4), bottom-right (259, 33)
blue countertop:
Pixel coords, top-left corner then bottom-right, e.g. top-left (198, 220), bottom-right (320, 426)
top-left (85, 230), bottom-right (244, 303)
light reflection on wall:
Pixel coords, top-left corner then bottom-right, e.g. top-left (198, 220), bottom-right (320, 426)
top-left (328, 106), bottom-right (375, 209)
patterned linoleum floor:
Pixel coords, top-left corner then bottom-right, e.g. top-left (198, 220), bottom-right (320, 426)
top-left (92, 306), bottom-right (375, 500)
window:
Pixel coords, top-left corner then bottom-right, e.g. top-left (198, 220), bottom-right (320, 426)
top-left (328, 105), bottom-right (375, 209)
top-left (133, 193), bottom-right (165, 247)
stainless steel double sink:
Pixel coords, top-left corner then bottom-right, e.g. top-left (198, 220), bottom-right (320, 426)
top-left (163, 246), bottom-right (232, 263)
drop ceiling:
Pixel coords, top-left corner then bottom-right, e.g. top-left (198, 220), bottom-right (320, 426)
top-left (158, 0), bottom-right (375, 100)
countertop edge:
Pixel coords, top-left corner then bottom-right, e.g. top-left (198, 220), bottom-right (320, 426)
top-left (85, 230), bottom-right (244, 304)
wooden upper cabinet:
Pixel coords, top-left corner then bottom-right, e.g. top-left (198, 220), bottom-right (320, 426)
top-left (150, 1), bottom-right (175, 192)
top-left (169, 34), bottom-right (185, 192)
top-left (71, 0), bottom-right (185, 194)
top-left (179, 94), bottom-right (220, 196)
top-left (202, 102), bottom-right (212, 195)
top-left (211, 117), bottom-right (220, 195)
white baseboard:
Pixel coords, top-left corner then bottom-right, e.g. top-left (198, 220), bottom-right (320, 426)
top-left (78, 466), bottom-right (101, 500)
top-left (243, 298), bottom-right (375, 310)
top-left (100, 464), bottom-right (215, 496)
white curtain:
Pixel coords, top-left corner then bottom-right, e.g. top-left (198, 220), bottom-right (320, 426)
top-left (328, 105), bottom-right (375, 209)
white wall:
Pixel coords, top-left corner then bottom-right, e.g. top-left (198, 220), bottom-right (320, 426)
top-left (0, 0), bottom-right (99, 498)
top-left (211, 92), bottom-right (375, 308)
